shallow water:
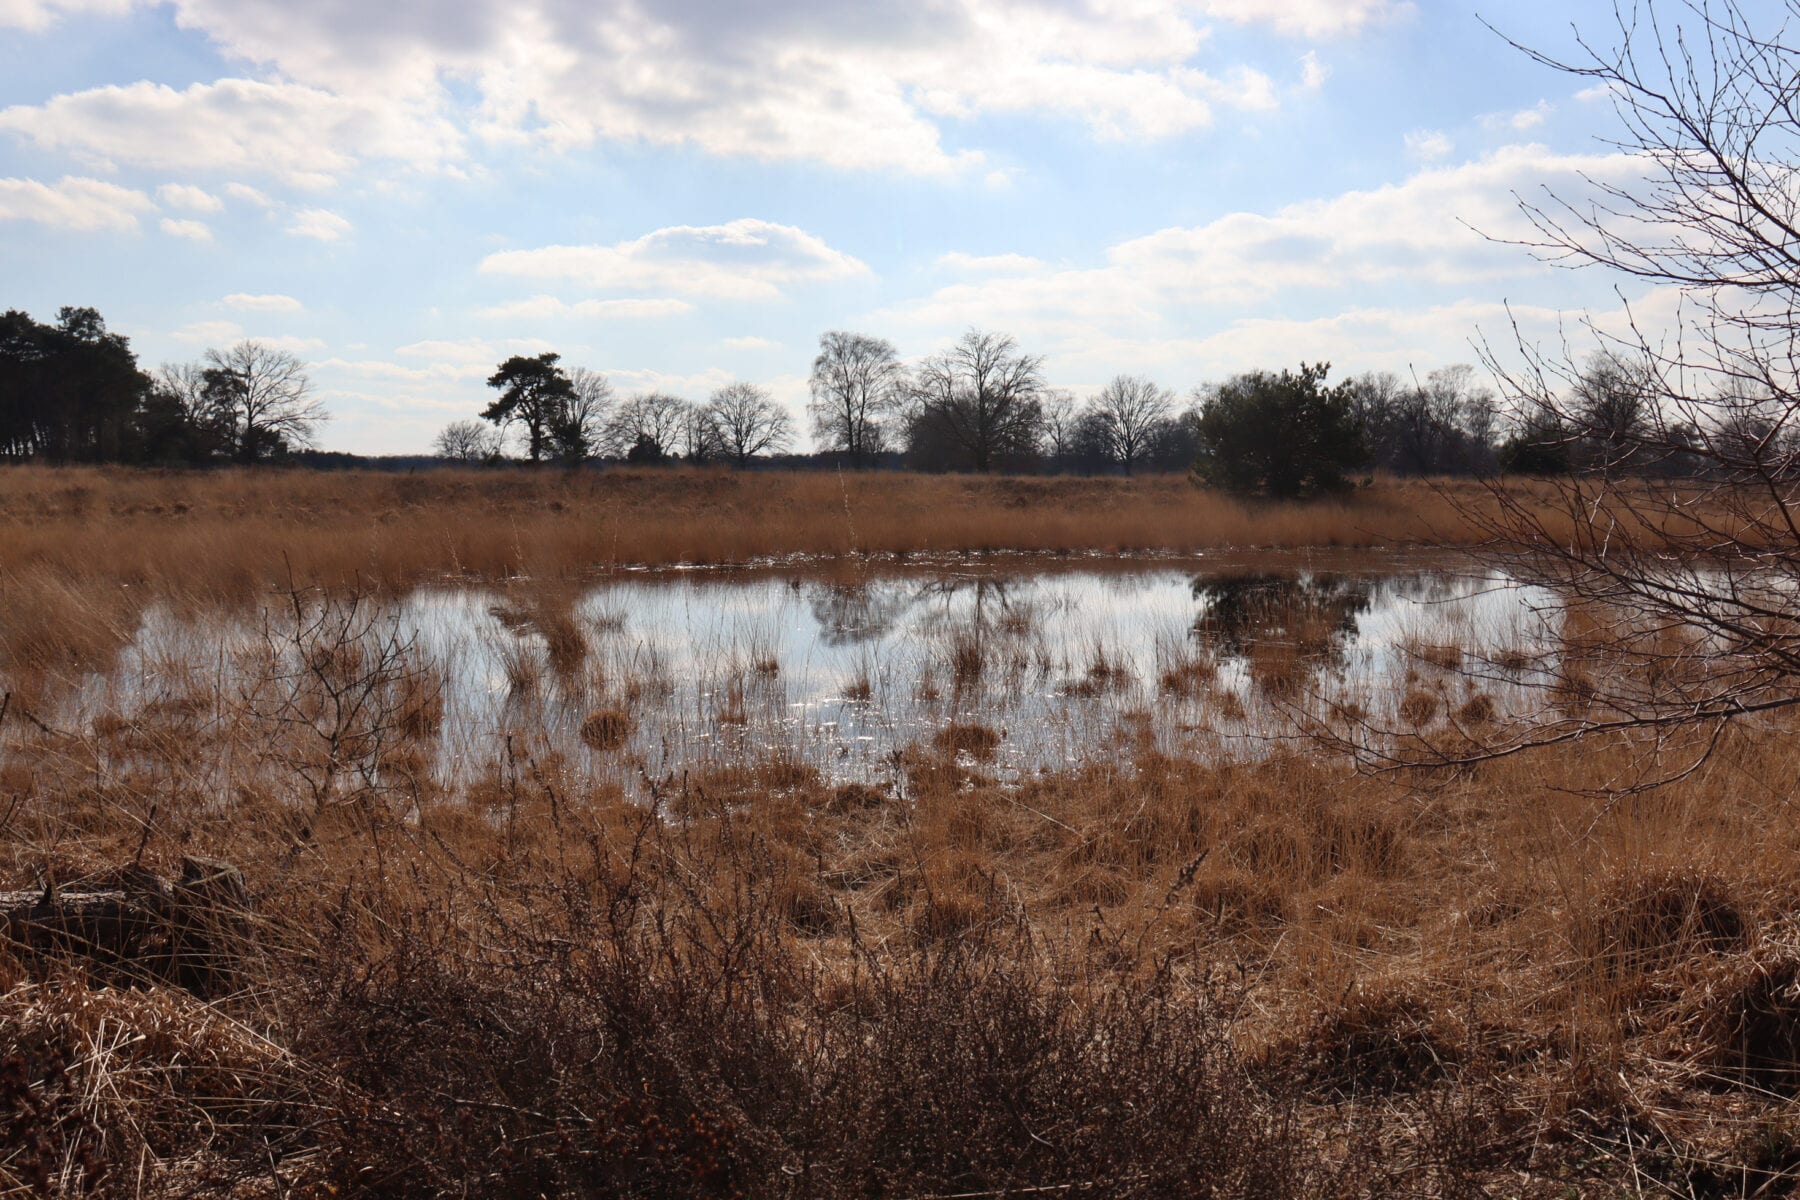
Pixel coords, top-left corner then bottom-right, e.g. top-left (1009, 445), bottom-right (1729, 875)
top-left (77, 553), bottom-right (1564, 789)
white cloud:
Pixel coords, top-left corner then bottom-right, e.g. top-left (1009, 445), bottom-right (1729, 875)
top-left (6, 0), bottom-right (1332, 179)
top-left (0, 0), bottom-right (128, 32)
top-left (603, 366), bottom-right (737, 401)
top-left (879, 145), bottom-right (1643, 348)
top-left (1404, 129), bottom-right (1453, 160)
top-left (224, 292), bottom-right (304, 313)
top-left (394, 338), bottom-right (505, 365)
top-left (0, 79), bottom-right (463, 186)
top-left (224, 181), bottom-right (275, 207)
top-left (938, 252), bottom-right (1046, 275)
top-left (475, 296), bottom-right (694, 321)
top-left (173, 319), bottom-right (245, 344)
top-left (723, 336), bottom-right (779, 350)
top-left (1196, 0), bottom-right (1413, 38)
top-left (1482, 100), bottom-right (1553, 133)
top-left (481, 218), bottom-right (869, 300)
top-left (1299, 51), bottom-right (1330, 91)
top-left (288, 207), bottom-right (351, 241)
top-left (250, 334), bottom-right (326, 354)
top-left (0, 175), bottom-right (151, 231)
top-left (172, 318), bottom-right (322, 353)
top-left (159, 216), bottom-right (213, 241)
top-left (156, 182), bottom-right (223, 212)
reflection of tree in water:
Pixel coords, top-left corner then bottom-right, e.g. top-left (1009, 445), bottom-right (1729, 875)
top-left (807, 581), bottom-right (912, 647)
top-left (914, 576), bottom-right (1018, 618)
top-left (911, 575), bottom-right (1045, 699)
top-left (1191, 573), bottom-right (1373, 692)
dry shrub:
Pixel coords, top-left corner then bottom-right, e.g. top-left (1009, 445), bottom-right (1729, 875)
top-left (1213, 688), bottom-right (1248, 722)
top-left (948, 631), bottom-right (986, 690)
top-left (1492, 647), bottom-right (1540, 673)
top-left (0, 468), bottom-right (1516, 596)
top-left (1247, 642), bottom-right (1307, 699)
top-left (715, 677), bottom-right (750, 725)
top-left (0, 978), bottom-right (319, 1197)
top-left (1052, 864), bottom-right (1133, 908)
top-left (1398, 689), bottom-right (1441, 727)
top-left (1454, 692), bottom-right (1497, 725)
top-left (1553, 668), bottom-right (1598, 714)
top-left (537, 608), bottom-right (588, 677)
top-left (1324, 807), bottom-right (1405, 877)
top-left (1190, 867), bottom-right (1293, 931)
top-left (1585, 866), bottom-right (1749, 978)
top-left (394, 656), bottom-right (445, 740)
top-left (823, 782), bottom-right (888, 813)
top-left (578, 707), bottom-right (633, 752)
top-left (1294, 985), bottom-right (1459, 1097)
top-left (1691, 946), bottom-right (1800, 1094)
top-left (1159, 655), bottom-right (1215, 698)
top-left (910, 888), bottom-right (994, 943)
top-left (932, 722), bottom-right (1001, 761)
top-left (285, 824), bottom-right (1342, 1199)
top-left (1064, 645), bottom-right (1133, 697)
top-left (1224, 817), bottom-right (1309, 878)
top-left (1410, 642), bottom-right (1464, 672)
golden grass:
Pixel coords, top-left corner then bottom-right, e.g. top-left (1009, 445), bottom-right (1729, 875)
top-left (0, 466), bottom-right (1528, 595)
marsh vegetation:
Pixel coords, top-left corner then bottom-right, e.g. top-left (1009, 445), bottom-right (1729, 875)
top-left (5, 470), bottom-right (1800, 1197)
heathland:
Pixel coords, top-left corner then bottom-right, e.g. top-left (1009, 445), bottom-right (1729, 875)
top-left (4, 466), bottom-right (1799, 1198)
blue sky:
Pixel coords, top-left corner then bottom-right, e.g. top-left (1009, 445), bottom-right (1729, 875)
top-left (0, 0), bottom-right (1676, 453)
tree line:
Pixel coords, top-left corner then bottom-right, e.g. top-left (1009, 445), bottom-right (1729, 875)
top-left (0, 303), bottom-right (1732, 499)
top-left (0, 307), bottom-right (324, 464)
top-left (453, 327), bottom-right (1685, 497)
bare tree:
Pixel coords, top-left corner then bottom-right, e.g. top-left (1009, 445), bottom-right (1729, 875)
top-left (1084, 375), bottom-right (1174, 475)
top-left (435, 419), bottom-right (502, 463)
top-left (201, 341), bottom-right (325, 461)
top-left (1038, 388), bottom-right (1078, 464)
top-left (1386, 2), bottom-right (1800, 779)
top-left (149, 361), bottom-right (232, 459)
top-left (677, 401), bottom-right (724, 462)
top-left (908, 329), bottom-right (1045, 473)
top-left (1346, 365), bottom-right (1498, 476)
top-left (705, 381), bottom-right (793, 465)
top-left (1565, 352), bottom-right (1658, 475)
top-left (809, 331), bottom-right (904, 465)
top-left (553, 367), bottom-right (614, 464)
top-left (602, 392), bottom-right (691, 460)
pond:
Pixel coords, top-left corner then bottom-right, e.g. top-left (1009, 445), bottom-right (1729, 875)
top-left (74, 552), bottom-right (1565, 790)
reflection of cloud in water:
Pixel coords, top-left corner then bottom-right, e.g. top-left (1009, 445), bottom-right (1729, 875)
top-left (63, 560), bottom-right (1563, 788)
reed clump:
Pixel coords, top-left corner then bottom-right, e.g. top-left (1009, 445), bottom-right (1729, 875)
top-left (578, 707), bottom-right (633, 751)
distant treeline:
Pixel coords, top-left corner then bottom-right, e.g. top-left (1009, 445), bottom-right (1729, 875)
top-left (0, 307), bottom-right (323, 465)
top-left (0, 306), bottom-right (1699, 496)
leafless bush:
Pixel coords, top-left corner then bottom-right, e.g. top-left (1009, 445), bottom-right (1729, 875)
top-left (289, 812), bottom-right (1362, 1198)
top-left (240, 582), bottom-right (439, 817)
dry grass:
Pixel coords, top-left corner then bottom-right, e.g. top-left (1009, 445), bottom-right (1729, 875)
top-left (0, 466), bottom-right (1529, 596)
top-left (4, 487), bottom-right (1800, 1194)
top-left (12, 684), bottom-right (1800, 1194)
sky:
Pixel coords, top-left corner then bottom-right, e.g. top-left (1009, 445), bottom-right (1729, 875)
top-left (0, 0), bottom-right (1684, 454)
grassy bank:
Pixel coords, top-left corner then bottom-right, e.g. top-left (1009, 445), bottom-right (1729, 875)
top-left (0, 465), bottom-right (1514, 593)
